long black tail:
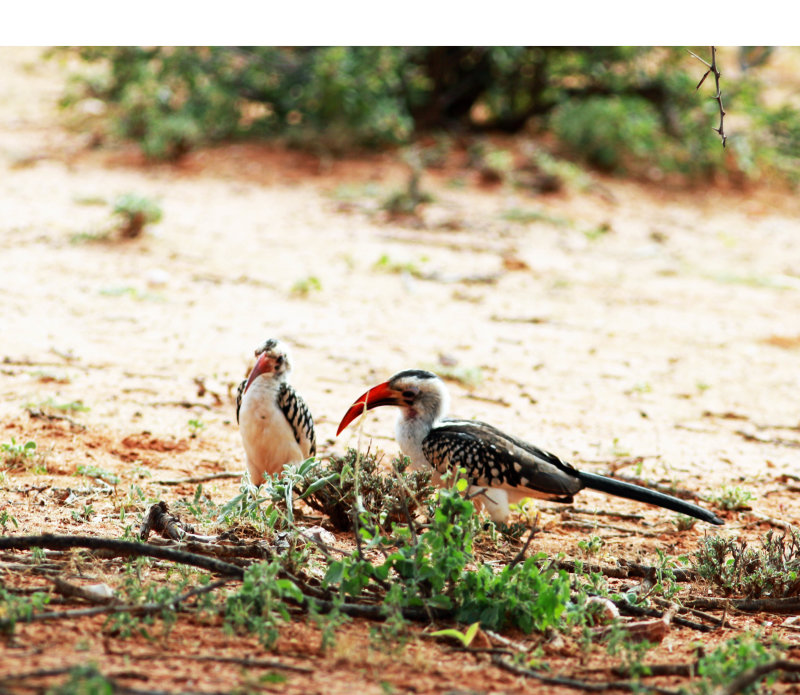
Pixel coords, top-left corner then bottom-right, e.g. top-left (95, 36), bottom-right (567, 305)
top-left (577, 470), bottom-right (723, 525)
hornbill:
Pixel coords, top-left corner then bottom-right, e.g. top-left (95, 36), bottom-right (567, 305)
top-left (337, 369), bottom-right (723, 525)
top-left (236, 339), bottom-right (315, 485)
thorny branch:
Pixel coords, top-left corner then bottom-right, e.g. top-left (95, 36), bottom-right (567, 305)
top-left (689, 46), bottom-right (727, 147)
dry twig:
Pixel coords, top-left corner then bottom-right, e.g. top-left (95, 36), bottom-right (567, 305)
top-left (153, 472), bottom-right (241, 485)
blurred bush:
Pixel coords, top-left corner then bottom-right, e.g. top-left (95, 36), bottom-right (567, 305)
top-left (55, 46), bottom-right (800, 185)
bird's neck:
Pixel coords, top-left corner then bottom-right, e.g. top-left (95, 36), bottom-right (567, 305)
top-left (394, 401), bottom-right (442, 471)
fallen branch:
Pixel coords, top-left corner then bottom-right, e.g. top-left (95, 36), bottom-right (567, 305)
top-left (491, 654), bottom-right (680, 694)
top-left (611, 598), bottom-right (714, 633)
top-left (0, 665), bottom-right (222, 695)
top-left (748, 512), bottom-right (798, 533)
top-left (143, 536), bottom-right (272, 563)
top-left (552, 558), bottom-right (696, 583)
top-left (26, 407), bottom-right (86, 430)
top-left (684, 595), bottom-right (800, 614)
top-left (552, 506), bottom-right (645, 521)
top-left (711, 659), bottom-right (800, 695)
top-left (651, 596), bottom-right (733, 629)
top-left (611, 663), bottom-right (696, 678)
top-left (0, 577), bottom-right (233, 631)
top-left (103, 651), bottom-right (312, 673)
top-left (735, 429), bottom-right (800, 449)
top-left (0, 535), bottom-right (245, 577)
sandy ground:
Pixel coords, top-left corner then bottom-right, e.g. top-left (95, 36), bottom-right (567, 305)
top-left (2, 47), bottom-right (800, 693)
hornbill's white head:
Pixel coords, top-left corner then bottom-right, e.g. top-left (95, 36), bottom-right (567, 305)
top-left (337, 369), bottom-right (450, 435)
top-left (242, 338), bottom-right (293, 395)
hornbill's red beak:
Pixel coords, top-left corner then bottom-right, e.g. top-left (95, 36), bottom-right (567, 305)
top-left (242, 352), bottom-right (275, 395)
top-left (336, 381), bottom-right (403, 435)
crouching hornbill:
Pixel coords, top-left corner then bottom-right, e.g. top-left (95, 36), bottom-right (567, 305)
top-left (236, 339), bottom-right (315, 485)
top-left (337, 369), bottom-right (723, 525)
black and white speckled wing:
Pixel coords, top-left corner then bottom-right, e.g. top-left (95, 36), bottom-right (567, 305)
top-left (276, 382), bottom-right (316, 457)
top-left (235, 379), bottom-right (247, 424)
top-left (422, 420), bottom-right (582, 501)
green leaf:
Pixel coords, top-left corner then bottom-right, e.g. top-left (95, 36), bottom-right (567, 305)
top-left (298, 473), bottom-right (339, 499)
top-left (323, 561), bottom-right (345, 586)
top-left (430, 621), bottom-right (480, 646)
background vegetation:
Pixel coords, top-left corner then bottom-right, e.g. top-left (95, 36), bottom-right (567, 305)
top-left (56, 46), bottom-right (800, 184)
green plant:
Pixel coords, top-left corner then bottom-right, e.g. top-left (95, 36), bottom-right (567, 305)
top-left (691, 634), bottom-right (780, 695)
top-left (0, 586), bottom-right (51, 635)
top-left (649, 549), bottom-right (687, 601)
top-left (381, 147), bottom-right (433, 216)
top-left (32, 398), bottom-right (90, 414)
top-left (112, 193), bottom-right (163, 238)
top-left (224, 561), bottom-right (303, 648)
top-left (289, 275), bottom-right (322, 298)
top-left (1, 438), bottom-right (37, 469)
top-left (430, 621), bottom-right (481, 647)
top-left (56, 47), bottom-right (800, 187)
top-left (76, 463), bottom-right (120, 486)
top-left (693, 530), bottom-right (800, 598)
top-left (301, 448), bottom-right (434, 531)
top-left (674, 514), bottom-right (698, 532)
top-left (71, 504), bottom-right (95, 522)
top-left (712, 485), bottom-right (755, 510)
top-left (187, 418), bottom-right (205, 437)
top-left (218, 458), bottom-right (334, 528)
top-left (500, 207), bottom-right (570, 226)
top-left (0, 510), bottom-right (18, 532)
top-left (583, 223), bottom-right (612, 241)
top-left (321, 477), bottom-right (572, 634)
top-left (577, 535), bottom-right (605, 556)
top-left (106, 558), bottom-right (195, 639)
top-left (45, 665), bottom-right (114, 695)
top-left (372, 254), bottom-right (428, 278)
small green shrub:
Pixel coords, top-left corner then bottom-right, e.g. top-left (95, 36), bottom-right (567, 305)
top-left (553, 96), bottom-right (662, 172)
top-left (46, 665), bottom-right (114, 695)
top-left (693, 530), bottom-right (800, 598)
top-left (289, 276), bottom-right (322, 298)
top-left (711, 485), bottom-right (755, 510)
top-left (692, 634), bottom-right (780, 695)
top-left (224, 561), bottom-right (303, 648)
top-left (76, 463), bottom-right (120, 485)
top-left (113, 193), bottom-right (163, 238)
top-left (300, 448), bottom-right (434, 531)
top-left (0, 586), bottom-right (51, 634)
top-left (1, 438), bottom-right (37, 469)
top-left (322, 478), bottom-right (572, 633)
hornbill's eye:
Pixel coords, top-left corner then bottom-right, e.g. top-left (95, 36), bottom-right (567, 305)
top-left (402, 388), bottom-right (418, 400)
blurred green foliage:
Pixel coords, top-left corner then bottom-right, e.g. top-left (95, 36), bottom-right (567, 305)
top-left (55, 46), bottom-right (800, 184)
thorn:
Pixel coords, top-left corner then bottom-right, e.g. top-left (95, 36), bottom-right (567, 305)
top-left (695, 71), bottom-right (710, 90)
